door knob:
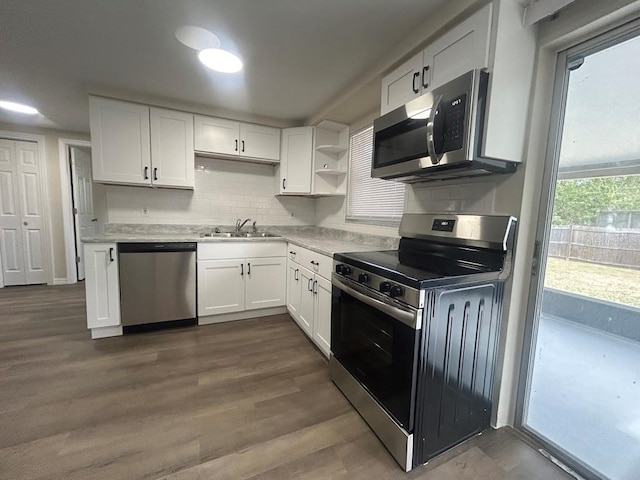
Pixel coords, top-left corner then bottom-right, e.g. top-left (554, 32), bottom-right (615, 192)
top-left (23, 221), bottom-right (28, 226)
top-left (91, 218), bottom-right (98, 222)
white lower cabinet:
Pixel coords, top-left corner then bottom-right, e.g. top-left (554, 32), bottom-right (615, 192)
top-left (286, 244), bottom-right (333, 357)
top-left (286, 259), bottom-right (302, 320)
top-left (197, 259), bottom-right (245, 315)
top-left (84, 243), bottom-right (121, 331)
top-left (297, 266), bottom-right (315, 337)
top-left (312, 275), bottom-right (332, 356)
top-left (245, 257), bottom-right (286, 310)
top-left (197, 242), bottom-right (286, 322)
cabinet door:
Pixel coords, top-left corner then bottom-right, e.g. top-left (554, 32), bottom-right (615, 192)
top-left (312, 275), bottom-right (332, 357)
top-left (280, 127), bottom-right (313, 194)
top-left (197, 259), bottom-right (245, 316)
top-left (89, 96), bottom-right (151, 185)
top-left (194, 115), bottom-right (240, 156)
top-left (84, 243), bottom-right (120, 329)
top-left (240, 123), bottom-right (281, 161)
top-left (297, 267), bottom-right (315, 337)
top-left (286, 260), bottom-right (302, 321)
top-left (425, 3), bottom-right (492, 90)
top-left (380, 52), bottom-right (424, 115)
top-left (245, 257), bottom-right (286, 310)
top-left (150, 108), bottom-right (194, 189)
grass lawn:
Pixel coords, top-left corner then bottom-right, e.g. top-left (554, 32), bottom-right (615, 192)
top-left (544, 257), bottom-right (640, 308)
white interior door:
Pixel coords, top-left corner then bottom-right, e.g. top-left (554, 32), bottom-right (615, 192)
top-left (16, 141), bottom-right (47, 285)
top-left (0, 139), bottom-right (47, 285)
top-left (70, 147), bottom-right (95, 281)
top-left (0, 139), bottom-right (25, 285)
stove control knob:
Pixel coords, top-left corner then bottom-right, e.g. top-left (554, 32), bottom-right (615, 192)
top-left (390, 285), bottom-right (404, 298)
top-left (358, 273), bottom-right (369, 283)
top-left (335, 264), bottom-right (351, 275)
top-left (379, 281), bottom-right (391, 293)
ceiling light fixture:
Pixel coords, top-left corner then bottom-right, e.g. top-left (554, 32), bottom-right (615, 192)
top-left (0, 101), bottom-right (39, 115)
top-left (175, 26), bottom-right (220, 51)
top-left (198, 48), bottom-right (243, 73)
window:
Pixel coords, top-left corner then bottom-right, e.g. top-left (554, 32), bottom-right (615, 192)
top-left (346, 126), bottom-right (405, 223)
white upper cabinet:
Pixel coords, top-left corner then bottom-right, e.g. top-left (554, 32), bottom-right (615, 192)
top-left (380, 4), bottom-right (492, 115)
top-left (194, 116), bottom-right (240, 156)
top-left (90, 96), bottom-right (195, 189)
top-left (150, 108), bottom-right (195, 189)
top-left (425, 3), bottom-right (492, 90)
top-left (380, 53), bottom-right (424, 115)
top-left (279, 121), bottom-right (348, 197)
top-left (194, 115), bottom-right (281, 163)
top-left (240, 123), bottom-right (281, 161)
top-left (280, 126), bottom-right (313, 194)
top-left (90, 96), bottom-right (151, 185)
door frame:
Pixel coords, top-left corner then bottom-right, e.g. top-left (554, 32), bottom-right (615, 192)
top-left (514, 17), bottom-right (640, 480)
top-left (0, 130), bottom-right (52, 287)
top-left (59, 138), bottom-right (92, 285)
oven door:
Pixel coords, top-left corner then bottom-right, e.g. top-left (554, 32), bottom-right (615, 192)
top-left (331, 274), bottom-right (422, 430)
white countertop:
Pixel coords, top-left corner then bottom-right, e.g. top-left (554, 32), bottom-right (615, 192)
top-left (82, 232), bottom-right (383, 257)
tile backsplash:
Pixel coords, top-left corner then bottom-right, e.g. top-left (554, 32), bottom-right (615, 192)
top-left (105, 158), bottom-right (316, 226)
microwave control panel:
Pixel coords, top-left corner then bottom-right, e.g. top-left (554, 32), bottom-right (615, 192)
top-left (442, 94), bottom-right (467, 153)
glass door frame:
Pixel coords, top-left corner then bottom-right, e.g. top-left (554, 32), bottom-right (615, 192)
top-left (515, 17), bottom-right (640, 480)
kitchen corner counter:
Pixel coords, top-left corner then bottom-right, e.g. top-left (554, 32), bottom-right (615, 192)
top-left (82, 228), bottom-right (397, 258)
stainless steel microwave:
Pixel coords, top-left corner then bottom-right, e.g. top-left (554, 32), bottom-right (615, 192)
top-left (372, 69), bottom-right (518, 183)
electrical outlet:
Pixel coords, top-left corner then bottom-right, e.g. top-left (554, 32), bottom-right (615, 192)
top-left (141, 207), bottom-right (149, 217)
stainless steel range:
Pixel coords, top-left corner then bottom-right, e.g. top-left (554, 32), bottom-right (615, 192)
top-left (329, 213), bottom-right (516, 471)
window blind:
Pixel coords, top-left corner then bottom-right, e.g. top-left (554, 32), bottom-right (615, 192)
top-left (346, 126), bottom-right (405, 223)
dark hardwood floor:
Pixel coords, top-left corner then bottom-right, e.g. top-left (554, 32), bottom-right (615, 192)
top-left (0, 283), bottom-right (574, 480)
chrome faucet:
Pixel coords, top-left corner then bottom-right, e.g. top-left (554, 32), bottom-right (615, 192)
top-left (235, 218), bottom-right (251, 232)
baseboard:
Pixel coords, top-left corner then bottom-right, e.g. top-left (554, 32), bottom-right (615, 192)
top-left (53, 277), bottom-right (68, 285)
top-left (198, 306), bottom-right (287, 325)
top-left (90, 325), bottom-right (123, 339)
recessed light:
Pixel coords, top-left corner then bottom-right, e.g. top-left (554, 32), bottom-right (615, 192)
top-left (0, 101), bottom-right (39, 115)
top-left (198, 48), bottom-right (243, 73)
top-left (175, 26), bottom-right (220, 50)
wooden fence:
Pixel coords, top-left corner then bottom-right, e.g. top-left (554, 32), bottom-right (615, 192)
top-left (549, 226), bottom-right (640, 268)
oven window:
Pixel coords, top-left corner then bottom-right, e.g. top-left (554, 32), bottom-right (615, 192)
top-left (331, 286), bottom-right (420, 429)
top-left (373, 117), bottom-right (429, 169)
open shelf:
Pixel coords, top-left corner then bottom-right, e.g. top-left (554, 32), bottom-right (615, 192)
top-left (316, 144), bottom-right (347, 155)
top-left (315, 168), bottom-right (346, 176)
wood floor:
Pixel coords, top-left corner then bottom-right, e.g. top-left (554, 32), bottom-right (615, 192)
top-left (0, 283), bottom-right (575, 480)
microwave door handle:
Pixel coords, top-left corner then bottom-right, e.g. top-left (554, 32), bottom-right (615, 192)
top-left (332, 275), bottom-right (420, 329)
top-left (426, 94), bottom-right (443, 165)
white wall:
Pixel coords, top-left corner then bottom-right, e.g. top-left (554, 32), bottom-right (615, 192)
top-left (105, 157), bottom-right (315, 226)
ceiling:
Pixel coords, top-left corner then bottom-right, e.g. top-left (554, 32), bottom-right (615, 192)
top-left (0, 0), bottom-right (446, 133)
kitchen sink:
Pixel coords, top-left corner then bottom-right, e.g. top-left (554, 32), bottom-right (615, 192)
top-left (200, 232), bottom-right (280, 238)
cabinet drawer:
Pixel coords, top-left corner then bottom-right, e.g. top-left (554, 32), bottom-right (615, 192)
top-left (287, 243), bottom-right (300, 263)
top-left (299, 247), bottom-right (332, 280)
top-left (198, 241), bottom-right (286, 260)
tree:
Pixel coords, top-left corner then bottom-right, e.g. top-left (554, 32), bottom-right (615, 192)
top-left (552, 176), bottom-right (640, 225)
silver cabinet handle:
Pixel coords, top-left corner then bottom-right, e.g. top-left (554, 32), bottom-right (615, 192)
top-left (294, 268), bottom-right (299, 281)
top-left (312, 280), bottom-right (318, 295)
top-left (240, 263), bottom-right (244, 276)
top-left (307, 278), bottom-right (313, 292)
top-left (247, 262), bottom-right (251, 275)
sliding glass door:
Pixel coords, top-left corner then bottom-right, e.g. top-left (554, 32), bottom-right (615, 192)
top-left (519, 22), bottom-right (640, 480)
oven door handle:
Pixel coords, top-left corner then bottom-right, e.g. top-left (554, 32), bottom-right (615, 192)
top-left (332, 275), bottom-right (421, 329)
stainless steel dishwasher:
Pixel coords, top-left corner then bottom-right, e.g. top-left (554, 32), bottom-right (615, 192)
top-left (118, 243), bottom-right (196, 328)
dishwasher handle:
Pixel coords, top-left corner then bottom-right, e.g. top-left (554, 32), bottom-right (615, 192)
top-left (119, 242), bottom-right (197, 253)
